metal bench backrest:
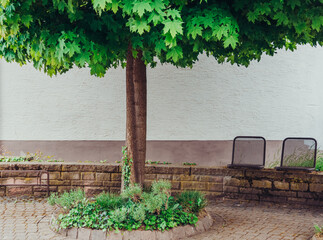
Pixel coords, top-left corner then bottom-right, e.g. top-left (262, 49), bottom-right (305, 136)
top-left (276, 137), bottom-right (317, 171)
top-left (228, 136), bottom-right (266, 169)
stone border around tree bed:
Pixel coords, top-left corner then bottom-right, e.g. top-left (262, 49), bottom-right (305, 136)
top-left (53, 213), bottom-right (213, 240)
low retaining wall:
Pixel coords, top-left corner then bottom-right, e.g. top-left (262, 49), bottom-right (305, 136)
top-left (0, 163), bottom-right (322, 206)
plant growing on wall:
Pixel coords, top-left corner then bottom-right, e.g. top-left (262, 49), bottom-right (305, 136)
top-left (0, 0), bottom-right (322, 185)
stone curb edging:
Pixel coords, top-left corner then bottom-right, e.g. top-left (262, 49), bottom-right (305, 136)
top-left (312, 235), bottom-right (323, 240)
top-left (53, 213), bottom-right (213, 240)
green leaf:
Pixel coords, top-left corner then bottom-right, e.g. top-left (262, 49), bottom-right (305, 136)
top-left (188, 25), bottom-right (203, 39)
top-left (66, 42), bottom-right (81, 57)
top-left (163, 19), bottom-right (183, 38)
top-left (133, 1), bottom-right (152, 17)
top-left (21, 15), bottom-right (33, 28)
top-left (129, 18), bottom-right (150, 34)
top-left (166, 46), bottom-right (183, 62)
top-left (273, 12), bottom-right (289, 26)
top-left (212, 26), bottom-right (228, 40)
top-left (312, 16), bottom-right (323, 32)
top-left (224, 34), bottom-right (238, 49)
top-left (147, 11), bottom-right (164, 26)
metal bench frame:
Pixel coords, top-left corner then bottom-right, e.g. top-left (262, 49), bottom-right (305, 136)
top-left (275, 137), bottom-right (317, 172)
top-left (228, 136), bottom-right (266, 169)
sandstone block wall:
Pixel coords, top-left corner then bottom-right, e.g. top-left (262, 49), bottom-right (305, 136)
top-left (0, 163), bottom-right (322, 206)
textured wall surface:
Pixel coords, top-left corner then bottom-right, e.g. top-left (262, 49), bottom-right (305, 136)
top-left (1, 163), bottom-right (322, 206)
top-left (0, 45), bottom-right (323, 144)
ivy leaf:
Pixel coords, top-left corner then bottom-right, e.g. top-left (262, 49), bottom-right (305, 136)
top-left (163, 19), bottom-right (183, 38)
top-left (166, 46), bottom-right (183, 62)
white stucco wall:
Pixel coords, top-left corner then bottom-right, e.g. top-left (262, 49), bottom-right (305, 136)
top-left (0, 45), bottom-right (322, 143)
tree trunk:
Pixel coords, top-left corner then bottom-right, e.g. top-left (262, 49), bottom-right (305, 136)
top-left (125, 43), bottom-right (147, 186)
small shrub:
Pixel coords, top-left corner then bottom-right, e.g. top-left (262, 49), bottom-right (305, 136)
top-left (176, 191), bottom-right (207, 214)
top-left (130, 204), bottom-right (146, 223)
top-left (121, 184), bottom-right (142, 202)
top-left (315, 157), bottom-right (323, 171)
top-left (95, 192), bottom-right (124, 211)
top-left (48, 189), bottom-right (86, 211)
top-left (51, 181), bottom-right (206, 232)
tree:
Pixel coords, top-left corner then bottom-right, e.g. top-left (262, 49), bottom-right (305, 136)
top-left (0, 0), bottom-right (322, 185)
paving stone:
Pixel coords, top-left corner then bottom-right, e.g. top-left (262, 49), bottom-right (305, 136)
top-left (0, 197), bottom-right (322, 240)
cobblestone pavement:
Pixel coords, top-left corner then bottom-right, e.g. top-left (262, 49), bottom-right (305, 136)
top-left (188, 199), bottom-right (323, 240)
top-left (0, 197), bottom-right (322, 240)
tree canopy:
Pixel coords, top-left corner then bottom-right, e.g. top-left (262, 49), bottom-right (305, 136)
top-left (1, 0), bottom-right (322, 77)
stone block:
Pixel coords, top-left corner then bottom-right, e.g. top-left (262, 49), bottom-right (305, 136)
top-left (84, 187), bottom-right (107, 196)
top-left (78, 228), bottom-right (92, 240)
top-left (290, 182), bottom-right (308, 191)
top-left (49, 180), bottom-right (71, 186)
top-left (156, 174), bottom-right (173, 180)
top-left (252, 180), bottom-right (272, 189)
top-left (309, 183), bottom-right (323, 192)
top-left (110, 187), bottom-right (121, 194)
top-left (224, 176), bottom-right (249, 187)
top-left (201, 215), bottom-right (213, 230)
top-left (172, 226), bottom-right (186, 239)
top-left (239, 187), bottom-right (262, 195)
top-left (170, 181), bottom-right (181, 190)
top-left (208, 183), bottom-right (223, 192)
top-left (195, 220), bottom-right (205, 233)
top-left (144, 174), bottom-right (157, 180)
top-left (111, 173), bottom-right (122, 181)
top-left (34, 186), bottom-right (57, 192)
top-left (223, 186), bottom-right (239, 193)
top-left (61, 172), bottom-right (80, 180)
top-left (103, 181), bottom-right (121, 187)
top-left (1, 178), bottom-right (14, 184)
top-left (172, 175), bottom-right (196, 181)
top-left (7, 186), bottom-right (33, 196)
top-left (82, 172), bottom-right (96, 180)
top-left (181, 181), bottom-right (208, 191)
top-left (183, 225), bottom-right (196, 237)
top-left (273, 181), bottom-right (290, 190)
top-left (145, 166), bottom-right (190, 175)
top-left (67, 228), bottom-right (78, 238)
top-left (105, 231), bottom-right (122, 240)
top-left (96, 173), bottom-right (111, 181)
top-left (95, 164), bottom-right (120, 173)
top-left (198, 175), bottom-right (223, 183)
top-left (49, 172), bottom-right (61, 180)
top-left (155, 230), bottom-right (173, 240)
top-left (58, 186), bottom-right (75, 193)
top-left (71, 180), bottom-right (103, 186)
top-left (268, 190), bottom-right (296, 197)
top-left (13, 177), bottom-right (38, 185)
top-left (297, 191), bottom-right (317, 199)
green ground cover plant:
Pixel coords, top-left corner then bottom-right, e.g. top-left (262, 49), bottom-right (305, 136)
top-left (49, 181), bottom-right (207, 232)
top-left (314, 224), bottom-right (323, 238)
